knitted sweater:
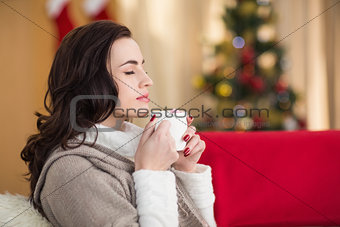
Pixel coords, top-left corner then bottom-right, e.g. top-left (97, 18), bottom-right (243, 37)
top-left (33, 121), bottom-right (216, 227)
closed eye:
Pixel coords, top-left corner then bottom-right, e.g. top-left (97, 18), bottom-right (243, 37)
top-left (124, 71), bottom-right (148, 75)
top-left (124, 71), bottom-right (135, 75)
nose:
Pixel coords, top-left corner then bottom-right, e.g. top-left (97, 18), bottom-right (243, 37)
top-left (140, 71), bottom-right (153, 88)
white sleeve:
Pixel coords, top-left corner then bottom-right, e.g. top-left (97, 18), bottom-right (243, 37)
top-left (171, 164), bottom-right (217, 227)
top-left (132, 170), bottom-right (178, 227)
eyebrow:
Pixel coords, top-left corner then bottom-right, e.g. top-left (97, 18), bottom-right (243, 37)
top-left (119, 59), bottom-right (145, 67)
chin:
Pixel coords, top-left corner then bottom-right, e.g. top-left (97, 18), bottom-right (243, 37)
top-left (138, 104), bottom-right (150, 114)
top-left (136, 101), bottom-right (150, 108)
top-left (131, 102), bottom-right (149, 117)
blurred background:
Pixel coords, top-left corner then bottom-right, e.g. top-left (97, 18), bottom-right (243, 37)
top-left (1, 0), bottom-right (339, 195)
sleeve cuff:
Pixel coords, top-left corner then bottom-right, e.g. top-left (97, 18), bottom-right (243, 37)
top-left (171, 164), bottom-right (215, 209)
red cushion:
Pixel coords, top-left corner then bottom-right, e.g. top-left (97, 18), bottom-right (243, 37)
top-left (197, 130), bottom-right (340, 227)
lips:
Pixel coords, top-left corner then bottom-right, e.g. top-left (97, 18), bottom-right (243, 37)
top-left (136, 92), bottom-right (150, 102)
top-left (136, 92), bottom-right (149, 99)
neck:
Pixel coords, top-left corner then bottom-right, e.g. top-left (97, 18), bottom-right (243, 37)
top-left (100, 115), bottom-right (129, 130)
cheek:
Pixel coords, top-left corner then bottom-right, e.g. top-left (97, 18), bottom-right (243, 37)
top-left (117, 83), bottom-right (137, 107)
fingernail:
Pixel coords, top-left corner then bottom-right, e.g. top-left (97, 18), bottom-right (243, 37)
top-left (183, 134), bottom-right (190, 142)
top-left (150, 114), bottom-right (156, 122)
top-left (189, 114), bottom-right (193, 120)
top-left (184, 147), bottom-right (190, 156)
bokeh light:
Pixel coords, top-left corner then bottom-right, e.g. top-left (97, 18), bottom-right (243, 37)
top-left (232, 36), bottom-right (245, 48)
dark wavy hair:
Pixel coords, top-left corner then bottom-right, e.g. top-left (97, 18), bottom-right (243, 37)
top-left (20, 20), bottom-right (131, 218)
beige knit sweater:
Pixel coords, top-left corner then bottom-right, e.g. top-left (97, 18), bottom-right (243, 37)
top-left (33, 138), bottom-right (210, 227)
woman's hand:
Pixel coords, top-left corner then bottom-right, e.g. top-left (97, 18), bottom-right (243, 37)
top-left (134, 115), bottom-right (179, 171)
top-left (172, 115), bottom-right (206, 172)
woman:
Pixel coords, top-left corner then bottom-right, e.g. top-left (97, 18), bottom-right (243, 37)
top-left (21, 20), bottom-right (216, 227)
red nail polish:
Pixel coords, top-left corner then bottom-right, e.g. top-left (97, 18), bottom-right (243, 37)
top-left (183, 134), bottom-right (190, 142)
top-left (184, 147), bottom-right (190, 156)
top-left (150, 114), bottom-right (156, 122)
top-left (189, 114), bottom-right (193, 120)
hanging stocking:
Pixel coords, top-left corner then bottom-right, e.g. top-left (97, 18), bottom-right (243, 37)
top-left (46, 0), bottom-right (74, 46)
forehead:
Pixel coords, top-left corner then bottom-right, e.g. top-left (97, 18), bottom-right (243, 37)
top-left (109, 37), bottom-right (143, 67)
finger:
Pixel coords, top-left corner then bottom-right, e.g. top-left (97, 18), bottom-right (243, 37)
top-left (155, 119), bottom-right (171, 135)
top-left (182, 125), bottom-right (196, 142)
top-left (156, 120), bottom-right (174, 143)
top-left (139, 114), bottom-right (157, 145)
top-left (169, 136), bottom-right (176, 151)
top-left (165, 127), bottom-right (172, 138)
top-left (185, 139), bottom-right (205, 157)
top-left (182, 134), bottom-right (200, 155)
top-left (186, 114), bottom-right (194, 125)
top-left (188, 125), bottom-right (196, 133)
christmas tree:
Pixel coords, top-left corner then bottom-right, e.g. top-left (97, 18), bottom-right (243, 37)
top-left (192, 0), bottom-right (306, 131)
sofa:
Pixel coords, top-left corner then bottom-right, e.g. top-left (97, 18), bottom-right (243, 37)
top-left (197, 130), bottom-right (340, 227)
top-left (1, 130), bottom-right (339, 226)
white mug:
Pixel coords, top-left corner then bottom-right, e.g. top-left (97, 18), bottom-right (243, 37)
top-left (151, 109), bottom-right (188, 151)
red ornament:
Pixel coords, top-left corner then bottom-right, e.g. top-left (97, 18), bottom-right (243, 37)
top-left (252, 115), bottom-right (267, 130)
top-left (250, 76), bottom-right (265, 93)
top-left (238, 72), bottom-right (252, 84)
top-left (241, 46), bottom-right (255, 64)
top-left (238, 64), bottom-right (255, 85)
top-left (275, 80), bottom-right (288, 93)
